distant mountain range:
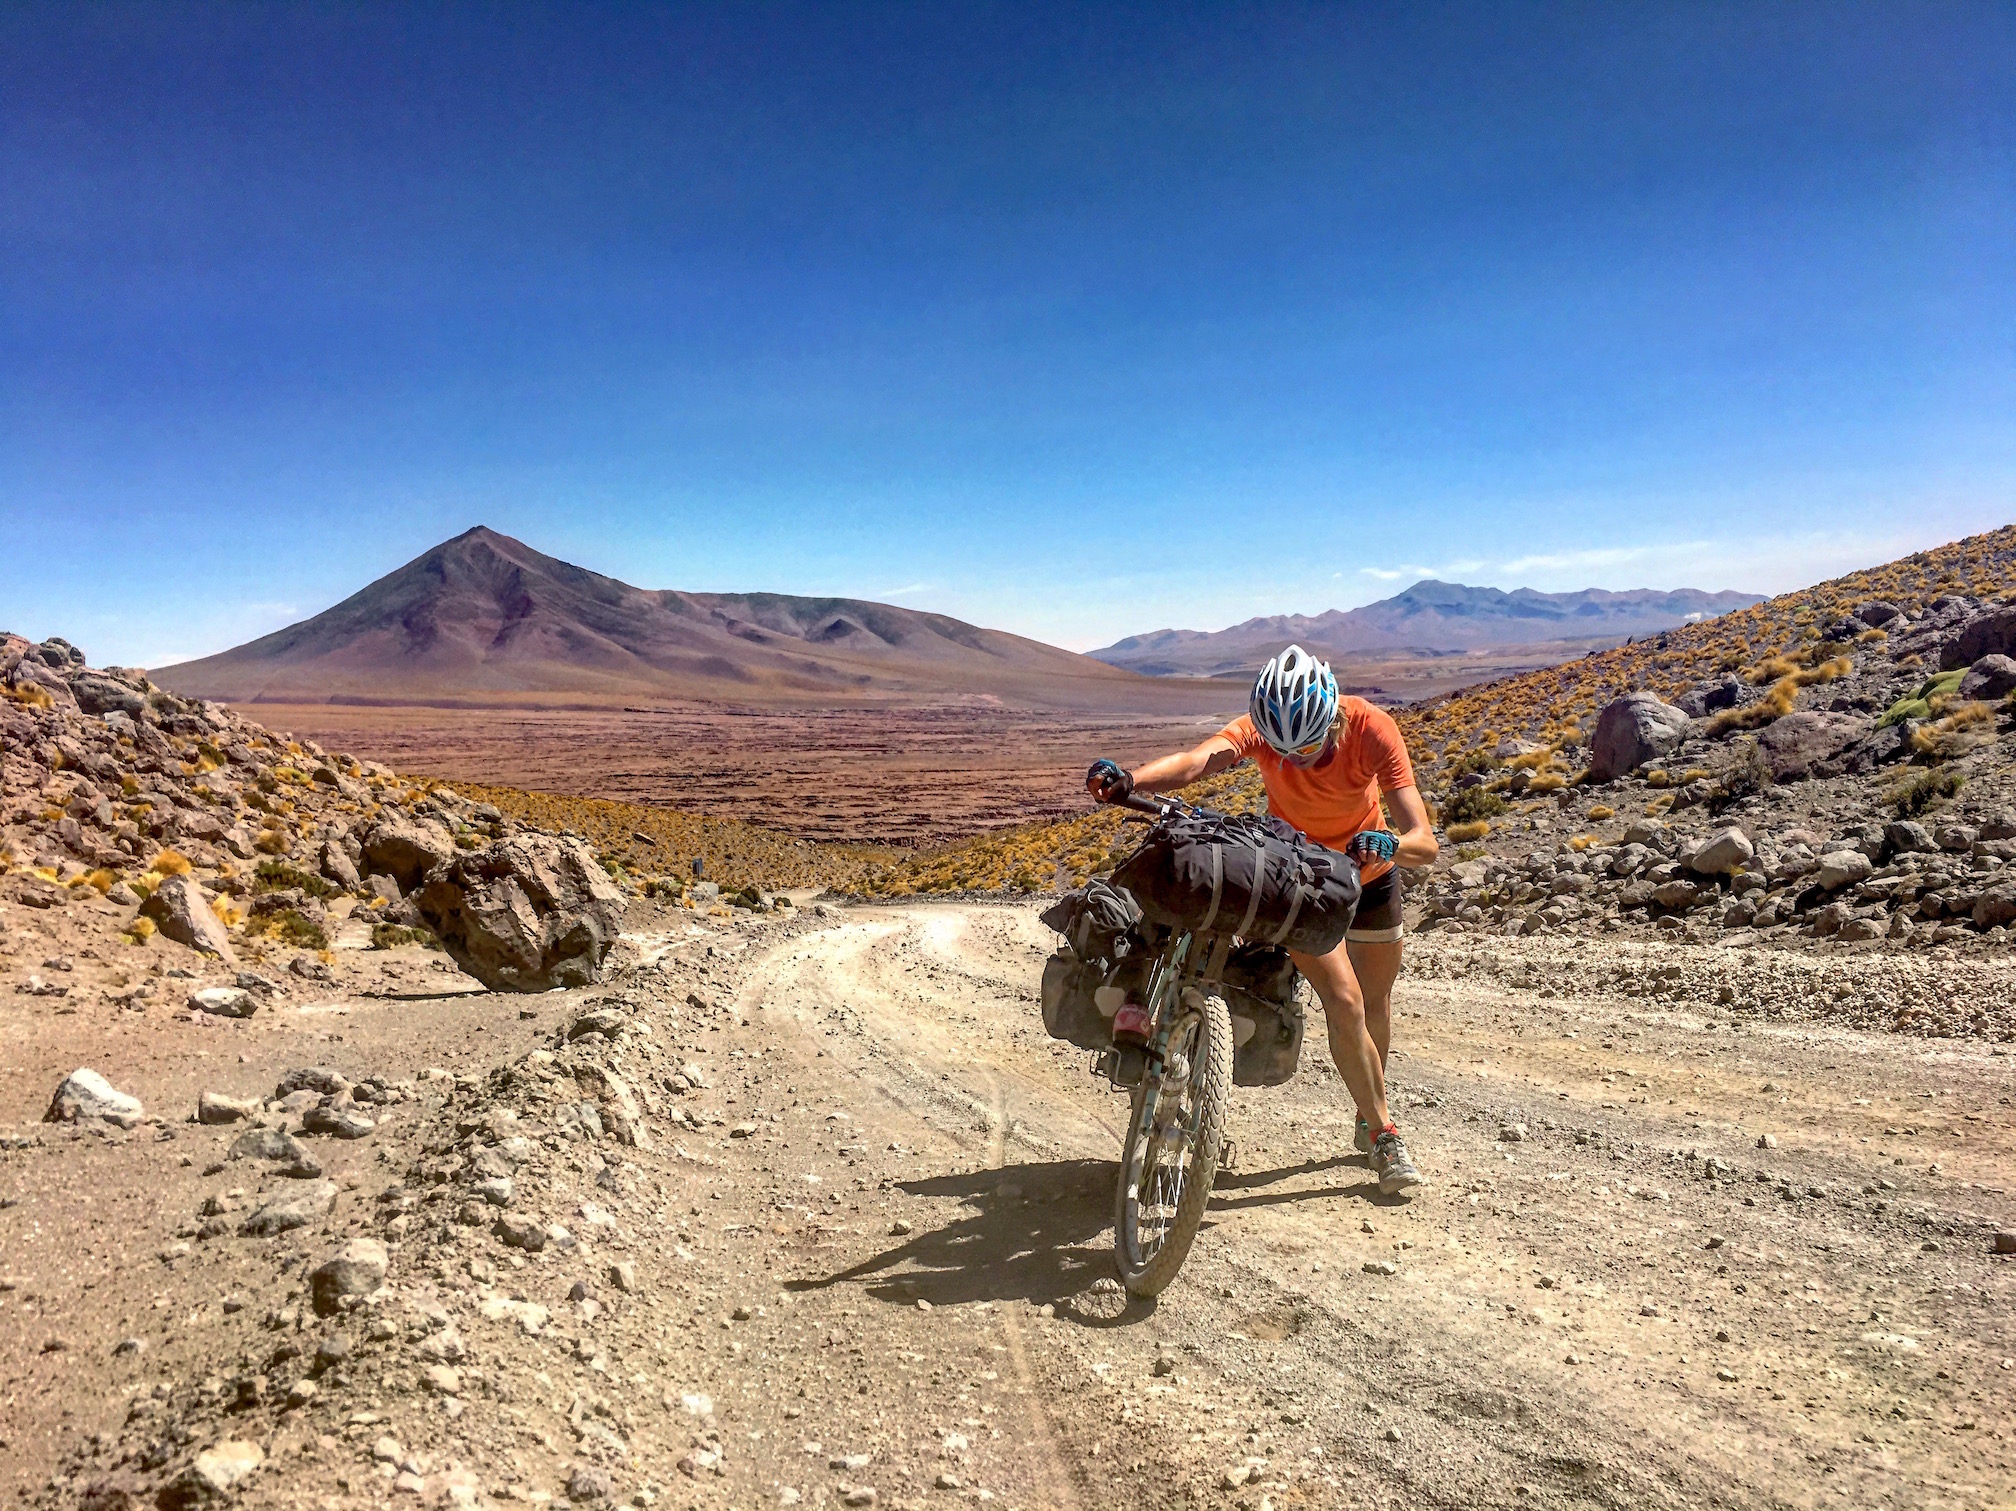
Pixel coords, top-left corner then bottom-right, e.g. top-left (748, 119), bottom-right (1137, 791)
top-left (153, 527), bottom-right (1231, 712)
top-left (1091, 580), bottom-right (1764, 678)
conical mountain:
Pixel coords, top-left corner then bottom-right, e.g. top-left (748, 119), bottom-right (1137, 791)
top-left (154, 527), bottom-right (1210, 710)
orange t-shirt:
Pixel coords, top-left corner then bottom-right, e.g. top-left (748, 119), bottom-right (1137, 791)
top-left (1216, 697), bottom-right (1416, 883)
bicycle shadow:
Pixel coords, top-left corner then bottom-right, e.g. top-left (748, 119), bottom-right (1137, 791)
top-left (1208, 1152), bottom-right (1408, 1211)
top-left (786, 1157), bottom-right (1127, 1320)
top-left (785, 1153), bottom-right (1385, 1323)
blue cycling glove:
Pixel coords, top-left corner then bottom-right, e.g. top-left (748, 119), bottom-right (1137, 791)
top-left (1346, 829), bottom-right (1399, 864)
top-left (1086, 759), bottom-right (1134, 804)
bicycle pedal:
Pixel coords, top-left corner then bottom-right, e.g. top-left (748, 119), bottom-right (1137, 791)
top-left (1219, 1137), bottom-right (1237, 1171)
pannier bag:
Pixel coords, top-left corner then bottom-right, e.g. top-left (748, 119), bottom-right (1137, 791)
top-left (1039, 948), bottom-right (1153, 1050)
top-left (1218, 940), bottom-right (1300, 1005)
top-left (1225, 990), bottom-right (1303, 1086)
top-left (1038, 878), bottom-right (1144, 965)
top-left (1040, 948), bottom-right (1110, 1050)
top-left (1110, 809), bottom-right (1362, 956)
top-left (1217, 942), bottom-right (1305, 1087)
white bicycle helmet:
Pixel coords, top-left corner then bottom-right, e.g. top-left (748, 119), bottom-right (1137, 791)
top-left (1249, 644), bottom-right (1339, 755)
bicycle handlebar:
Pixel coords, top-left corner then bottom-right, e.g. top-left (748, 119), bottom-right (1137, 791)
top-left (1107, 790), bottom-right (1223, 822)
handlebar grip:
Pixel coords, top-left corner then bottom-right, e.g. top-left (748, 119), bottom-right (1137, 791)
top-left (1118, 793), bottom-right (1169, 815)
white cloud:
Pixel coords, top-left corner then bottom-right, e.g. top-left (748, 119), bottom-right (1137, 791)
top-left (1357, 566), bottom-right (1411, 581)
top-left (877, 583), bottom-right (934, 599)
top-left (1493, 545), bottom-right (1675, 577)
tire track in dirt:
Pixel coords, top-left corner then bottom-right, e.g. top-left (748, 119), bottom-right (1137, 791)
top-left (979, 1067), bottom-right (1087, 1511)
top-left (759, 903), bottom-right (2016, 1510)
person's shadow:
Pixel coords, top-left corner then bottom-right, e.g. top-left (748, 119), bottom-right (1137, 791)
top-left (786, 1153), bottom-right (1389, 1323)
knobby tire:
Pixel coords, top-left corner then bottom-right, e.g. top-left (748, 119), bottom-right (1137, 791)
top-left (1113, 992), bottom-right (1232, 1297)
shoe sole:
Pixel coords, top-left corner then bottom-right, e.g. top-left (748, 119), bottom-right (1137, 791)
top-left (1377, 1165), bottom-right (1423, 1195)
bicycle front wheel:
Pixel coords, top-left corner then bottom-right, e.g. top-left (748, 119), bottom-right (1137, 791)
top-left (1113, 991), bottom-right (1232, 1297)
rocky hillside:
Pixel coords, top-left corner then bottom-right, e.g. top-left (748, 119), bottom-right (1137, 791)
top-left (0, 632), bottom-right (878, 966)
top-left (865, 524), bottom-right (2016, 1002)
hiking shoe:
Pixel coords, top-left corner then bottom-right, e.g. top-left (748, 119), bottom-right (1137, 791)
top-left (1370, 1128), bottom-right (1424, 1195)
top-left (1353, 1117), bottom-right (1372, 1155)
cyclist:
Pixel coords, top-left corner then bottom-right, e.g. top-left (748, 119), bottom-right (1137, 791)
top-left (1087, 644), bottom-right (1435, 1195)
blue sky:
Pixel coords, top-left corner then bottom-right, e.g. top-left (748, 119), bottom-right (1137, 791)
top-left (4, 3), bottom-right (2013, 666)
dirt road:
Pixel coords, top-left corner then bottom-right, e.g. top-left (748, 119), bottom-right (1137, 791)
top-left (713, 904), bottom-right (2016, 1510)
top-left (10, 900), bottom-right (2014, 1511)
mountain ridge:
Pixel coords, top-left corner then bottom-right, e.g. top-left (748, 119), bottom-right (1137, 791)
top-left (153, 527), bottom-right (1233, 713)
top-left (1092, 579), bottom-right (1763, 677)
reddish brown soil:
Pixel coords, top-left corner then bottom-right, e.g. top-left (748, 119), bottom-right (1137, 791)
top-left (235, 703), bottom-right (1243, 845)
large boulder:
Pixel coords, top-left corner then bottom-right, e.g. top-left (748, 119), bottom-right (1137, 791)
top-left (1673, 677), bottom-right (1747, 719)
top-left (359, 812), bottom-right (457, 892)
top-left (1754, 712), bottom-right (1870, 783)
top-left (412, 834), bottom-right (624, 992)
top-left (1682, 827), bottom-right (1754, 876)
top-left (1959, 654), bottom-right (2016, 702)
top-left (320, 840), bottom-right (362, 892)
top-left (1941, 606), bottom-right (2016, 670)
top-left (1885, 820), bottom-right (1937, 855)
top-left (1589, 693), bottom-right (1690, 780)
top-left (45, 1068), bottom-right (145, 1128)
top-left (1819, 720), bottom-right (1913, 778)
top-left (70, 673), bottom-right (147, 719)
top-left (1815, 850), bottom-right (1874, 891)
top-left (141, 874), bottom-right (237, 962)
top-left (1973, 885), bottom-right (2016, 930)
top-left (1856, 599), bottom-right (1901, 627)
top-left (1651, 879), bottom-right (1703, 910)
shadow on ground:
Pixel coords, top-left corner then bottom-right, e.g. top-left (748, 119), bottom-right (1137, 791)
top-left (786, 1154), bottom-right (1388, 1323)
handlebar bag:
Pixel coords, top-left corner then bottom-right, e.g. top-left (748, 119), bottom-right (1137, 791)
top-left (1110, 810), bottom-right (1362, 956)
top-left (1038, 877), bottom-right (1145, 965)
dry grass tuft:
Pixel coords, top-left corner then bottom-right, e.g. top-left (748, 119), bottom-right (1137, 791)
top-left (1446, 820), bottom-right (1492, 843)
top-left (150, 849), bottom-right (193, 876)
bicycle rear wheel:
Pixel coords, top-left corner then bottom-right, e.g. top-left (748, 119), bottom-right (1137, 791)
top-left (1113, 990), bottom-right (1232, 1297)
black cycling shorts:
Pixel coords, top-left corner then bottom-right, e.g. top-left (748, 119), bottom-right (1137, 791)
top-left (1345, 869), bottom-right (1404, 944)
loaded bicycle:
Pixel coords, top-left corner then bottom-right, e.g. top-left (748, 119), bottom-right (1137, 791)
top-left (1038, 790), bottom-right (1361, 1296)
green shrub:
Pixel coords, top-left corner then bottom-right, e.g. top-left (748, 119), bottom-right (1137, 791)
top-left (251, 908), bottom-right (329, 950)
top-left (1879, 669), bottom-right (1965, 728)
top-left (1440, 786), bottom-right (1508, 827)
top-left (371, 923), bottom-right (440, 950)
top-left (1888, 767), bottom-right (1966, 817)
top-left (254, 858), bottom-right (335, 897)
top-left (1447, 748), bottom-right (1498, 780)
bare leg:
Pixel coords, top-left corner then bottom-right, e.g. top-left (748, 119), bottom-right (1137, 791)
top-left (1289, 942), bottom-right (1390, 1132)
top-left (1347, 938), bottom-right (1403, 1070)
